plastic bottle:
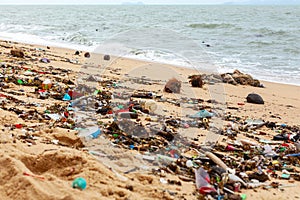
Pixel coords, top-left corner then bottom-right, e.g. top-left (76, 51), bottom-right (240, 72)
top-left (144, 100), bottom-right (157, 112)
top-left (195, 168), bottom-right (210, 189)
top-left (195, 168), bottom-right (216, 195)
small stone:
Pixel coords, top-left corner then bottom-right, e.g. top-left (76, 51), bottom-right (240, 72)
top-left (164, 78), bottom-right (181, 93)
top-left (246, 93), bottom-right (264, 104)
top-left (104, 54), bottom-right (110, 61)
top-left (125, 185), bottom-right (134, 191)
top-left (84, 52), bottom-right (90, 58)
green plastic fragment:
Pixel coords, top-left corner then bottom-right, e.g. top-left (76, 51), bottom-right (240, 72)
top-left (17, 79), bottom-right (23, 84)
top-left (93, 90), bottom-right (99, 95)
top-left (117, 105), bottom-right (124, 109)
top-left (280, 147), bottom-right (286, 152)
top-left (281, 174), bottom-right (290, 179)
top-left (241, 194), bottom-right (247, 200)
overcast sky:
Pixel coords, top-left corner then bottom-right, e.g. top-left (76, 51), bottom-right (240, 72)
top-left (0, 0), bottom-right (245, 5)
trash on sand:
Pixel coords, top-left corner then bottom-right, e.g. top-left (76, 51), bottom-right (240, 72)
top-left (45, 113), bottom-right (62, 121)
top-left (195, 168), bottom-right (216, 195)
top-left (63, 93), bottom-right (71, 101)
top-left (42, 79), bottom-right (52, 90)
top-left (190, 110), bottom-right (214, 119)
top-left (78, 126), bottom-right (101, 139)
top-left (72, 177), bottom-right (87, 190)
top-left (23, 172), bottom-right (45, 180)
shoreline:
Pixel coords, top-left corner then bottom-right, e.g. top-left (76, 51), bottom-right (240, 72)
top-left (1, 36), bottom-right (299, 87)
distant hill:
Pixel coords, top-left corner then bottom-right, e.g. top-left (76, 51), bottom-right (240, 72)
top-left (121, 2), bottom-right (144, 5)
top-left (224, 0), bottom-right (300, 5)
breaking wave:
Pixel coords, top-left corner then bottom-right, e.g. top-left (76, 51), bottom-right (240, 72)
top-left (187, 23), bottom-right (235, 29)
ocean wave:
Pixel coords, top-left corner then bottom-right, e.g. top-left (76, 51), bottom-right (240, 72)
top-left (283, 48), bottom-right (300, 54)
top-left (250, 27), bottom-right (287, 36)
top-left (0, 32), bottom-right (92, 52)
top-left (0, 23), bottom-right (50, 33)
top-left (60, 32), bottom-right (94, 46)
top-left (126, 49), bottom-right (194, 67)
top-left (247, 41), bottom-right (273, 46)
top-left (187, 23), bottom-right (234, 29)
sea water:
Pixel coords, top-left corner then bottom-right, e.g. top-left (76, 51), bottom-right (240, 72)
top-left (0, 5), bottom-right (299, 85)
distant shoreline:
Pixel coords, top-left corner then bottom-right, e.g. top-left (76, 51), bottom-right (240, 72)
top-left (0, 4), bottom-right (299, 6)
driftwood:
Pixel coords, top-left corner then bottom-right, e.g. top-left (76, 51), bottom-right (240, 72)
top-left (205, 151), bottom-right (229, 170)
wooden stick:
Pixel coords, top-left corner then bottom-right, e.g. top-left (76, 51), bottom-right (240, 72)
top-left (205, 151), bottom-right (229, 170)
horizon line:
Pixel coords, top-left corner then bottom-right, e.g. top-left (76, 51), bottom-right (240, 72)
top-left (0, 3), bottom-right (298, 5)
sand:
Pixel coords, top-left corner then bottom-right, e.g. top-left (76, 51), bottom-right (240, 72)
top-left (0, 39), bottom-right (299, 200)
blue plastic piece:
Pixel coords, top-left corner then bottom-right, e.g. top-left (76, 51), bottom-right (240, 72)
top-left (72, 177), bottom-right (87, 190)
top-left (281, 124), bottom-right (287, 128)
top-left (286, 153), bottom-right (300, 157)
top-left (190, 110), bottom-right (214, 119)
top-left (63, 93), bottom-right (71, 101)
top-left (91, 128), bottom-right (101, 139)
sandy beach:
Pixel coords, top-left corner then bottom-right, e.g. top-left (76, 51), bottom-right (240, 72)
top-left (0, 39), bottom-right (300, 200)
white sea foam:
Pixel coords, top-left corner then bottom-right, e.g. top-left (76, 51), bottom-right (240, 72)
top-left (0, 32), bottom-right (93, 52)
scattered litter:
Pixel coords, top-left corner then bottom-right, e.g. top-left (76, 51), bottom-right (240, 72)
top-left (72, 177), bottom-right (87, 190)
